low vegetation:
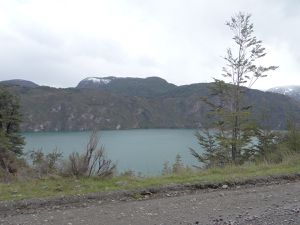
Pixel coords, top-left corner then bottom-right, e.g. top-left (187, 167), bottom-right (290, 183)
top-left (191, 122), bottom-right (300, 168)
top-left (0, 153), bottom-right (299, 201)
top-left (17, 130), bottom-right (116, 180)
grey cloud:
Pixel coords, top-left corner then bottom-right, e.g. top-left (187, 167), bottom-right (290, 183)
top-left (71, 38), bottom-right (128, 64)
top-left (17, 26), bottom-right (63, 48)
top-left (137, 57), bottom-right (159, 67)
top-left (0, 0), bottom-right (299, 88)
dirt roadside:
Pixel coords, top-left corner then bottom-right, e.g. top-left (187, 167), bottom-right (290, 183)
top-left (1, 175), bottom-right (300, 225)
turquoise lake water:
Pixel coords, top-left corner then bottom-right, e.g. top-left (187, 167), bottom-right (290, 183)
top-left (23, 129), bottom-right (202, 175)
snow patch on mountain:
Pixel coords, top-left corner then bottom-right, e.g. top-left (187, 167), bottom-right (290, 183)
top-left (85, 77), bottom-right (113, 85)
top-left (77, 76), bottom-right (117, 89)
top-left (268, 85), bottom-right (300, 102)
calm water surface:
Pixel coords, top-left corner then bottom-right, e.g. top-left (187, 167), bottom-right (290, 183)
top-left (23, 129), bottom-right (202, 175)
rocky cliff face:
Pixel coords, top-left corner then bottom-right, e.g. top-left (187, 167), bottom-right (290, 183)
top-left (2, 77), bottom-right (300, 132)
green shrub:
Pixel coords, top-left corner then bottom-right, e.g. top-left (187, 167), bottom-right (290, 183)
top-left (28, 148), bottom-right (62, 177)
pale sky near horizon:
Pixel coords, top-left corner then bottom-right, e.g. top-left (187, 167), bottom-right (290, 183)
top-left (0, 0), bottom-right (299, 90)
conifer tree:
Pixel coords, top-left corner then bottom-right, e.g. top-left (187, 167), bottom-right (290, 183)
top-left (0, 87), bottom-right (24, 173)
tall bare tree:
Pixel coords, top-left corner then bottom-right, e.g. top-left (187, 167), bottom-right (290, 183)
top-left (192, 12), bottom-right (278, 166)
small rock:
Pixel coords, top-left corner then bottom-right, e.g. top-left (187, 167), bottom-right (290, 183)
top-left (222, 184), bottom-right (228, 189)
top-left (10, 190), bottom-right (18, 194)
top-left (54, 187), bottom-right (63, 192)
top-left (115, 181), bottom-right (128, 186)
top-left (292, 208), bottom-right (300, 213)
top-left (141, 191), bottom-right (152, 196)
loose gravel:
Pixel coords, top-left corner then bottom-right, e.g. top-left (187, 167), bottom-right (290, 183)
top-left (1, 175), bottom-right (300, 225)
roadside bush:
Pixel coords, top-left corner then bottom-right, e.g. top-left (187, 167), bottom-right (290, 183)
top-left (63, 131), bottom-right (116, 177)
top-left (162, 161), bottom-right (171, 175)
top-left (284, 121), bottom-right (300, 153)
top-left (28, 148), bottom-right (62, 177)
top-left (162, 154), bottom-right (191, 175)
top-left (252, 129), bottom-right (282, 163)
top-left (172, 154), bottom-right (184, 174)
top-left (0, 151), bottom-right (18, 179)
top-left (119, 169), bottom-right (136, 178)
top-left (254, 122), bottom-right (300, 164)
top-left (260, 145), bottom-right (292, 164)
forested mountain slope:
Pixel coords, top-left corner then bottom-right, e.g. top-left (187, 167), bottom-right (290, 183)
top-left (1, 77), bottom-right (299, 131)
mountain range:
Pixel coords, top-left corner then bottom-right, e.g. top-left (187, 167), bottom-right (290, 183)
top-left (268, 85), bottom-right (300, 102)
top-left (1, 77), bottom-right (300, 132)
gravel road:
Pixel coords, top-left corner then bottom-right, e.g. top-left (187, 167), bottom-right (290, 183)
top-left (1, 181), bottom-right (300, 225)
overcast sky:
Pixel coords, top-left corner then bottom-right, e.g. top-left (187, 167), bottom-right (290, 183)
top-left (0, 0), bottom-right (299, 90)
